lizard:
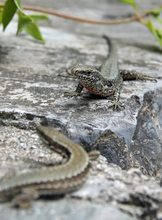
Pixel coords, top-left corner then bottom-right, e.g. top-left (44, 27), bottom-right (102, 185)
top-left (66, 35), bottom-right (162, 109)
top-left (0, 126), bottom-right (99, 208)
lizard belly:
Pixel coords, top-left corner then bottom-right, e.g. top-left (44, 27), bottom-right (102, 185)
top-left (83, 84), bottom-right (115, 97)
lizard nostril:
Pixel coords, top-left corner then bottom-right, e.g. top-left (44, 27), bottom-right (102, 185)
top-left (107, 81), bottom-right (113, 87)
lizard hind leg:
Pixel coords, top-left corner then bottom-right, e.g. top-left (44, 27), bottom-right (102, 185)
top-left (120, 69), bottom-right (162, 81)
top-left (11, 188), bottom-right (39, 209)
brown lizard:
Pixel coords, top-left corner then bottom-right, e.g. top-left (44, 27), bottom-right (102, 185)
top-left (67, 35), bottom-right (161, 109)
top-left (0, 126), bottom-right (98, 208)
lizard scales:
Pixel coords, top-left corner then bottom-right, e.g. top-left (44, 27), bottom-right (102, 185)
top-left (68, 35), bottom-right (161, 109)
top-left (0, 126), bottom-right (90, 202)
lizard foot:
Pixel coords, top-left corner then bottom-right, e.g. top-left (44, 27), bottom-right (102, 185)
top-left (136, 75), bottom-right (161, 82)
top-left (11, 188), bottom-right (39, 209)
top-left (64, 91), bottom-right (81, 97)
top-left (11, 194), bottom-right (32, 209)
top-left (88, 150), bottom-right (100, 161)
top-left (109, 100), bottom-right (123, 110)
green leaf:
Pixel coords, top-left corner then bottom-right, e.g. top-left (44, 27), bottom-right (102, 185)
top-left (157, 17), bottom-right (162, 24)
top-left (150, 8), bottom-right (162, 17)
top-left (2, 0), bottom-right (18, 30)
top-left (155, 29), bottom-right (162, 46)
top-left (17, 12), bottom-right (45, 42)
top-left (146, 20), bottom-right (162, 46)
top-left (14, 0), bottom-right (22, 11)
top-left (29, 14), bottom-right (48, 22)
top-left (151, 7), bottom-right (162, 23)
top-left (25, 21), bottom-right (45, 43)
top-left (17, 12), bottom-right (32, 35)
top-left (119, 0), bottom-right (137, 8)
top-left (0, 9), bottom-right (3, 24)
top-left (146, 20), bottom-right (154, 32)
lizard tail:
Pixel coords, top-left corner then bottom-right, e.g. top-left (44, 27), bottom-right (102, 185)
top-left (102, 35), bottom-right (115, 52)
top-left (102, 35), bottom-right (117, 58)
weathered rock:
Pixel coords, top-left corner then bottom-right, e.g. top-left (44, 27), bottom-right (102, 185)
top-left (130, 88), bottom-right (162, 176)
top-left (0, 28), bottom-right (161, 146)
top-left (0, 199), bottom-right (138, 220)
top-left (94, 129), bottom-right (131, 169)
top-left (1, 125), bottom-right (162, 219)
top-left (1, 0), bottom-right (162, 219)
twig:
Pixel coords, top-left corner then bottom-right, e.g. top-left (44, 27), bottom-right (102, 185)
top-left (0, 3), bottom-right (158, 25)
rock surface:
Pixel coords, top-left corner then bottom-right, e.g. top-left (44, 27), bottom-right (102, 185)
top-left (131, 88), bottom-right (162, 176)
top-left (0, 0), bottom-right (162, 219)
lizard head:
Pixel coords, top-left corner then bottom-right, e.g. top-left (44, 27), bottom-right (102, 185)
top-left (68, 64), bottom-right (115, 97)
top-left (67, 64), bottom-right (97, 77)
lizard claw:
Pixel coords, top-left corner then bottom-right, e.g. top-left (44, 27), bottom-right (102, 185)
top-left (109, 100), bottom-right (123, 110)
top-left (63, 91), bottom-right (81, 97)
top-left (11, 188), bottom-right (39, 209)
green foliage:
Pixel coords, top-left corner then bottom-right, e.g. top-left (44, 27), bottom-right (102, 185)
top-left (146, 20), bottom-right (162, 46)
top-left (13, 0), bottom-right (22, 11)
top-left (119, 0), bottom-right (137, 8)
top-left (150, 7), bottom-right (162, 24)
top-left (29, 14), bottom-right (48, 22)
top-left (17, 12), bottom-right (45, 42)
top-left (2, 0), bottom-right (20, 30)
top-left (144, 7), bottom-right (162, 46)
top-left (1, 0), bottom-right (47, 43)
top-left (0, 9), bottom-right (2, 23)
top-left (25, 22), bottom-right (44, 42)
top-left (149, 7), bottom-right (162, 18)
top-left (1, 0), bottom-right (162, 46)
top-left (17, 12), bottom-right (31, 34)
top-left (120, 0), bottom-right (162, 46)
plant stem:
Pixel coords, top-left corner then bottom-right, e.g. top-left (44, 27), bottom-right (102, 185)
top-left (0, 3), bottom-right (159, 25)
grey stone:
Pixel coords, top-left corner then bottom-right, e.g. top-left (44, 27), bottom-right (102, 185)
top-left (0, 199), bottom-right (137, 220)
top-left (0, 23), bottom-right (162, 146)
top-left (94, 129), bottom-right (131, 169)
top-left (131, 88), bottom-right (162, 175)
top-left (1, 0), bottom-right (162, 219)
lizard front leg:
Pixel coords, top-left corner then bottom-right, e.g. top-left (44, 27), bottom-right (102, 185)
top-left (108, 76), bottom-right (123, 110)
top-left (64, 83), bottom-right (84, 97)
top-left (109, 86), bottom-right (123, 110)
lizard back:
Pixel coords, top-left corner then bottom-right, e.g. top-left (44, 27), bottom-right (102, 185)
top-left (101, 36), bottom-right (119, 82)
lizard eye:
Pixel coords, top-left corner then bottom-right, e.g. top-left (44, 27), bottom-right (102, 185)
top-left (85, 71), bottom-right (92, 75)
top-left (74, 70), bottom-right (79, 74)
top-left (107, 81), bottom-right (113, 87)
